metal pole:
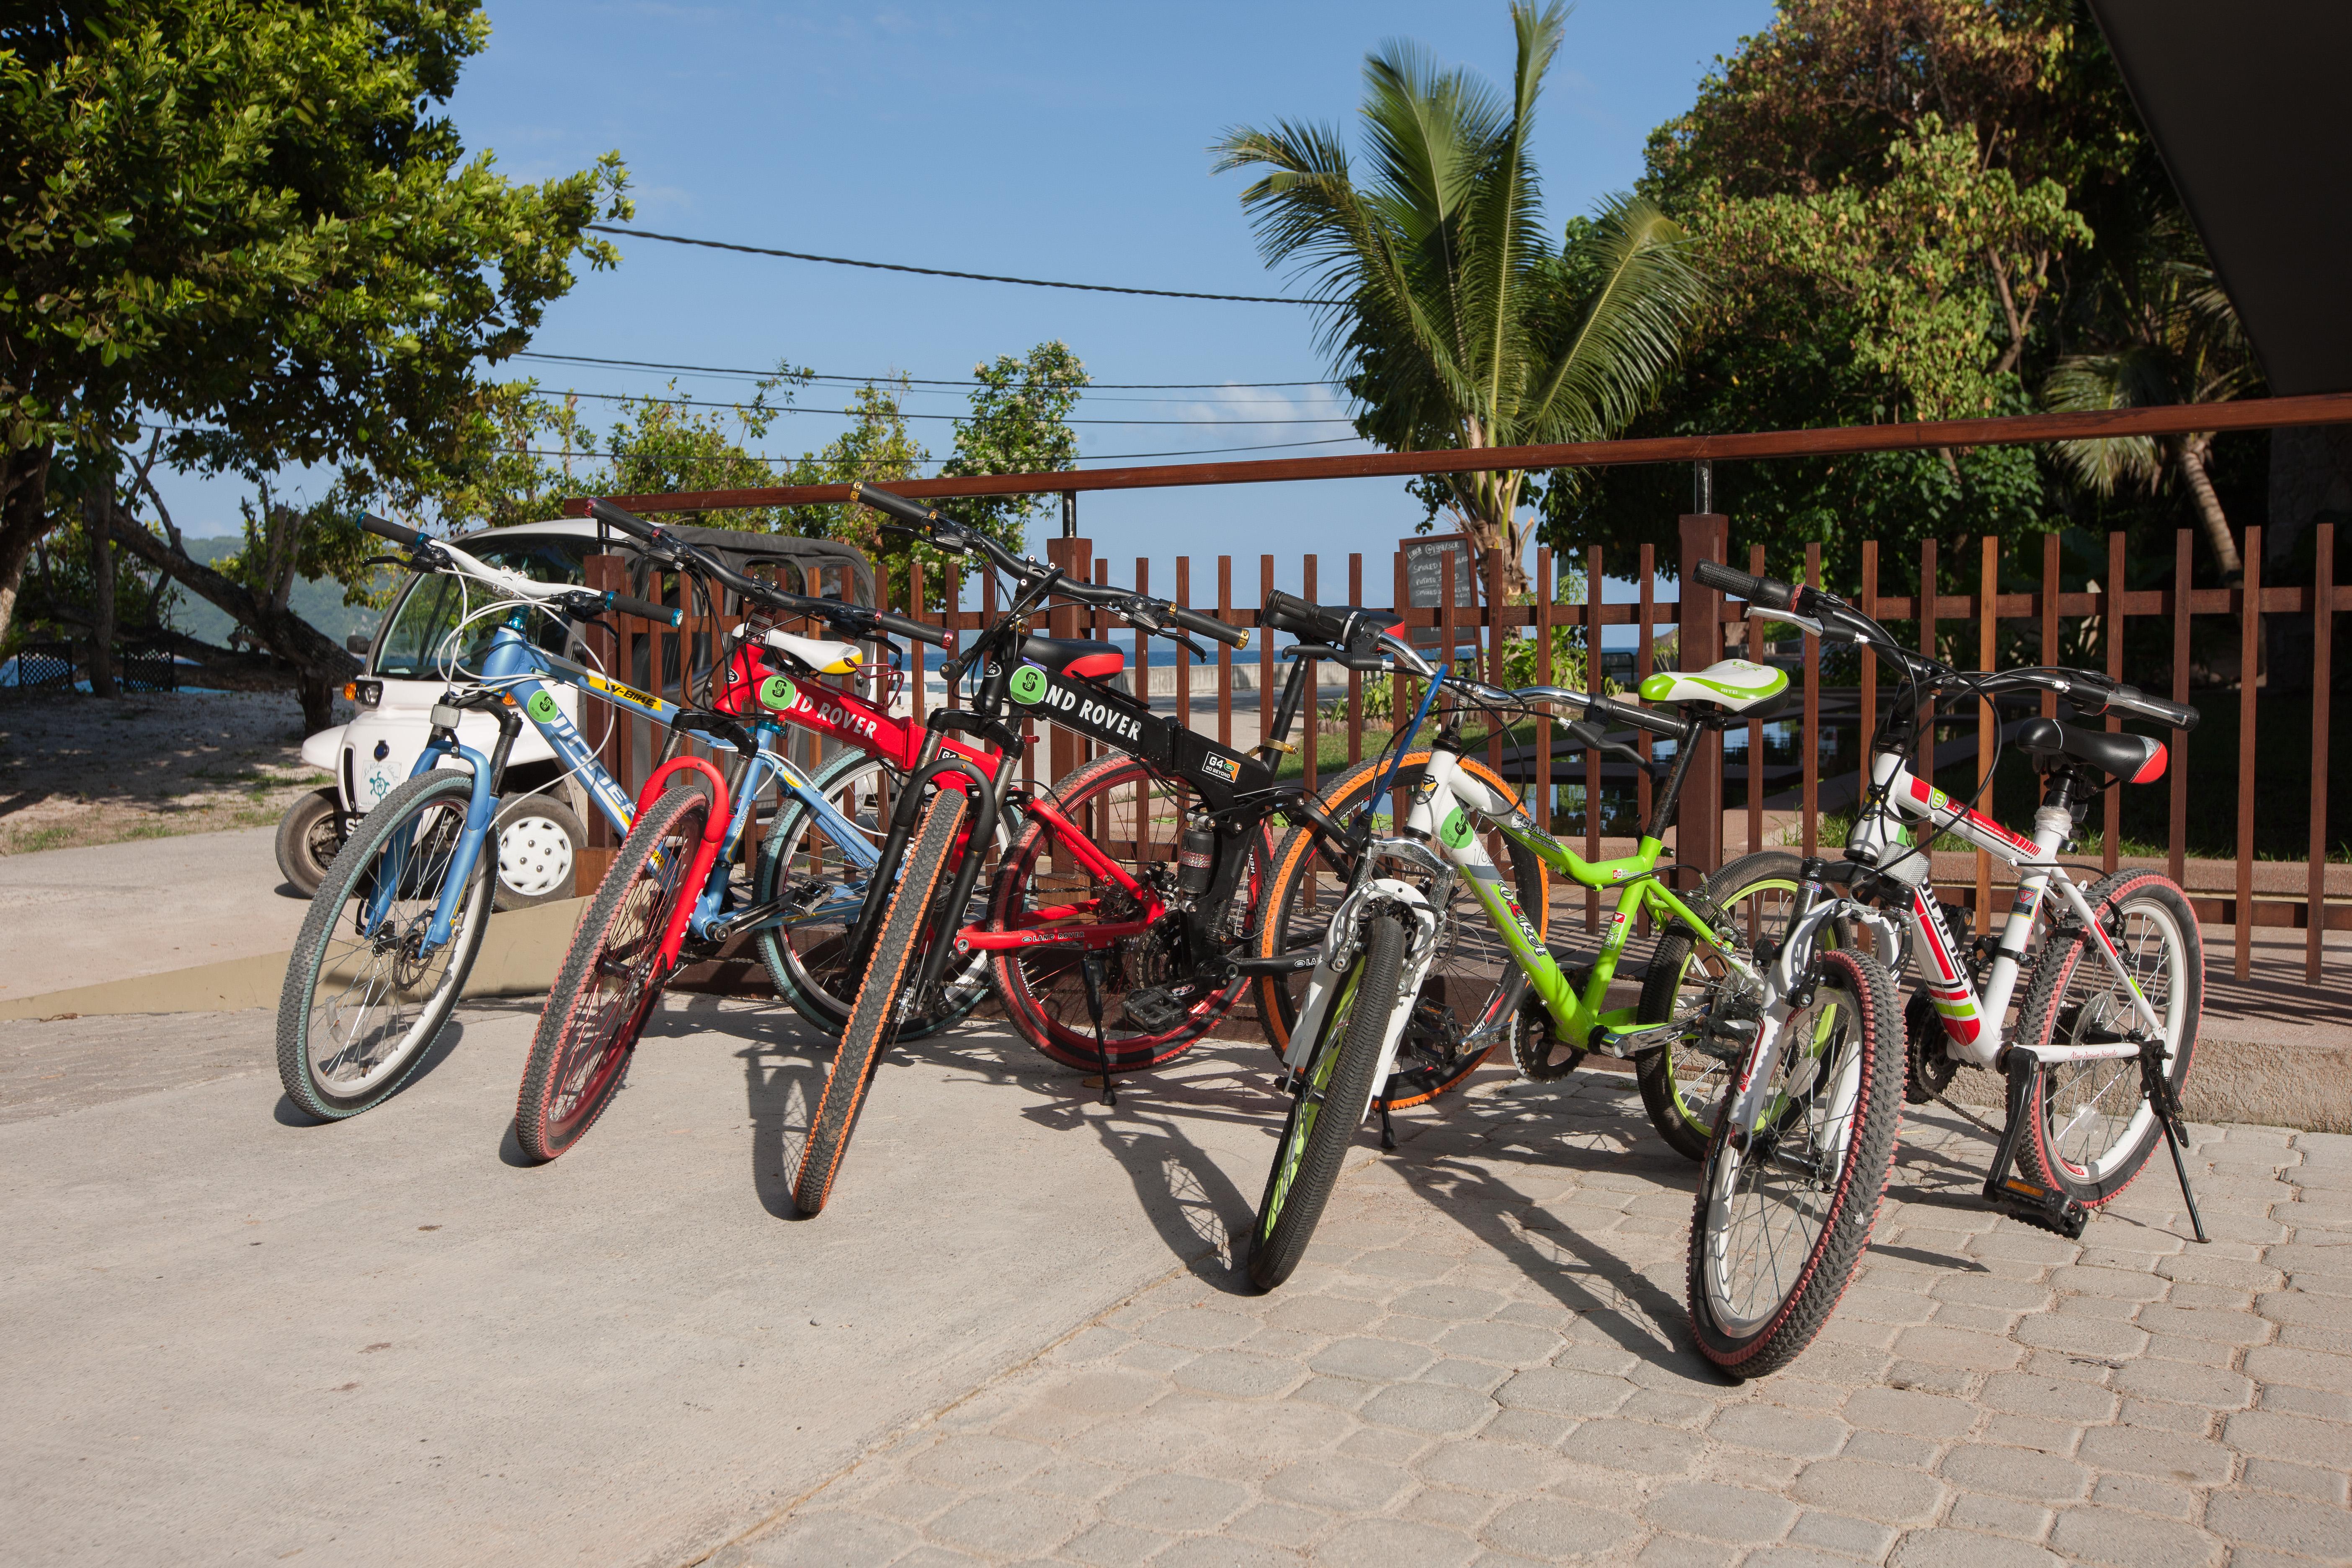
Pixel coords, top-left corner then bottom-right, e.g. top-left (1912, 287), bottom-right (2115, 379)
top-left (1061, 491), bottom-right (1076, 539)
top-left (1695, 459), bottom-right (1712, 516)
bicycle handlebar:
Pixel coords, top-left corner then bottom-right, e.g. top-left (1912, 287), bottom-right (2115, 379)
top-left (1697, 555), bottom-right (2201, 731)
top-left (361, 514), bottom-right (427, 550)
top-left (600, 591), bottom-right (684, 628)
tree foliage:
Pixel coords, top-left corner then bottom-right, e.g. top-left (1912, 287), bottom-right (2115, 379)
top-left (0, 0), bottom-right (627, 727)
top-left (1214, 2), bottom-right (1703, 591)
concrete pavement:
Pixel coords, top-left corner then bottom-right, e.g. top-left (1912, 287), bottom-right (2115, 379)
top-left (5, 995), bottom-right (2348, 1567)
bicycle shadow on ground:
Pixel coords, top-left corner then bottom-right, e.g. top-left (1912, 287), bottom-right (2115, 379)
top-left (273, 1004), bottom-right (508, 1127)
top-left (1377, 1068), bottom-right (1734, 1386)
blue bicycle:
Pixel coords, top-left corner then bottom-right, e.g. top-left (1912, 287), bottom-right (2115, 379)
top-left (273, 511), bottom-right (957, 1127)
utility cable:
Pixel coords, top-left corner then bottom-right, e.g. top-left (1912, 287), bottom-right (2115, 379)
top-left (541, 386), bottom-right (1352, 426)
top-left (587, 224), bottom-right (1340, 306)
top-left (511, 350), bottom-right (1345, 392)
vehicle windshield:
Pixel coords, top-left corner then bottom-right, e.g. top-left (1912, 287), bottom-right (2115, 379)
top-left (371, 538), bottom-right (593, 680)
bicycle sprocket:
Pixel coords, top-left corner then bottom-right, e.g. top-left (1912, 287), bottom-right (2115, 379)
top-left (1904, 989), bottom-right (1958, 1104)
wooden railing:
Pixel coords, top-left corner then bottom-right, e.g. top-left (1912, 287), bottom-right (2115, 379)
top-left (575, 514), bottom-right (2342, 988)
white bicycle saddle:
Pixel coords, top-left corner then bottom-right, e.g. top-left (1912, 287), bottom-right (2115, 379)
top-left (1638, 658), bottom-right (1790, 712)
top-left (746, 624), bottom-right (862, 676)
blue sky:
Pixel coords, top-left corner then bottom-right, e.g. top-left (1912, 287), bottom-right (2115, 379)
top-left (160, 0), bottom-right (1774, 598)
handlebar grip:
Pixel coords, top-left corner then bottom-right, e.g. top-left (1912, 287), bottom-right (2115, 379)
top-left (1173, 603), bottom-right (1248, 648)
top-left (2108, 683), bottom-right (2201, 731)
top-left (848, 482), bottom-right (937, 526)
top-left (361, 514), bottom-right (426, 550)
top-left (605, 592), bottom-right (683, 629)
top-left (588, 498), bottom-right (661, 542)
top-left (1259, 589), bottom-right (1355, 646)
top-left (872, 610), bottom-right (952, 648)
top-left (1691, 557), bottom-right (1800, 611)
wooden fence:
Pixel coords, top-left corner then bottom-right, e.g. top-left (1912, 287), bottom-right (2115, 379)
top-left (576, 512), bottom-right (2342, 989)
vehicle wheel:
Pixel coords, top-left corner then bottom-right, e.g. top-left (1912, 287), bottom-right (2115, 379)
top-left (1637, 852), bottom-right (1824, 1161)
top-left (1247, 910), bottom-right (1406, 1292)
top-left (2015, 870), bottom-right (2202, 1207)
top-left (792, 787), bottom-right (969, 1216)
top-left (1256, 751), bottom-right (1545, 1107)
top-left (987, 752), bottom-right (1269, 1072)
top-left (1685, 946), bottom-right (1903, 1379)
top-left (490, 792), bottom-right (585, 911)
top-left (274, 786), bottom-right (346, 898)
top-left (514, 785), bottom-right (708, 1162)
top-left (276, 770), bottom-right (491, 1119)
top-left (754, 749), bottom-right (998, 1040)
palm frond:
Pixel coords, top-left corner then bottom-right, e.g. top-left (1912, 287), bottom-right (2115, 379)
top-left (1518, 193), bottom-right (1703, 443)
top-left (2044, 353), bottom-right (2165, 493)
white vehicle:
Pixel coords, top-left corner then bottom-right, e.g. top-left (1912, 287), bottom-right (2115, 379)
top-left (274, 518), bottom-right (872, 904)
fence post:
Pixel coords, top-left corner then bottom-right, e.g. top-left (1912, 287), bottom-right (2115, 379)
top-left (1260, 554), bottom-right (1277, 745)
top-left (1588, 545), bottom-right (1604, 932)
top-left (1046, 534), bottom-right (1091, 789)
top-left (1747, 542), bottom-right (1767, 859)
top-left (1346, 553), bottom-right (1364, 766)
top-left (1860, 542), bottom-right (1879, 813)
top-left (1175, 557), bottom-right (1192, 733)
top-left (1803, 542), bottom-right (1821, 859)
top-left (2311, 521), bottom-right (2334, 984)
top-left (2104, 530), bottom-right (2127, 875)
top-left (1535, 547), bottom-right (1553, 839)
top-left (1676, 512), bottom-right (1727, 890)
top-left (1978, 536), bottom-right (1998, 932)
top-left (1638, 542), bottom-right (1656, 850)
top-left (2238, 530), bottom-right (2262, 981)
top-left (2170, 531), bottom-right (2190, 885)
top-left (1487, 546), bottom-right (1507, 781)
top-left (1217, 556), bottom-right (1234, 750)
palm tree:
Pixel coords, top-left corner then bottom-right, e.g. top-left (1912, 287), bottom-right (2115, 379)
top-left (2044, 221), bottom-right (2259, 581)
top-left (1212, 2), bottom-right (1703, 593)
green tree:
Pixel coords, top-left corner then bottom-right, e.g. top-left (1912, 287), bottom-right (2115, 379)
top-left (1212, 2), bottom-right (1703, 593)
top-left (1, 1), bottom-right (627, 727)
top-left (1548, 0), bottom-right (2148, 590)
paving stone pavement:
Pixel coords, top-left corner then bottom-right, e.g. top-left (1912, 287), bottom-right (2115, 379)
top-left (707, 1071), bottom-right (2352, 1568)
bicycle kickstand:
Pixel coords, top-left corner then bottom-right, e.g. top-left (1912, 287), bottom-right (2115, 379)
top-left (1079, 953), bottom-right (1117, 1109)
top-left (2141, 1039), bottom-right (2210, 1245)
top-left (1377, 1100), bottom-right (1397, 1152)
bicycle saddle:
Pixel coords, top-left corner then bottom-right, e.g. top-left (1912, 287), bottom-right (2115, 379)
top-left (2015, 716), bottom-right (2166, 784)
top-left (1019, 634), bottom-right (1125, 681)
top-left (753, 625), bottom-right (863, 676)
top-left (1638, 658), bottom-right (1790, 713)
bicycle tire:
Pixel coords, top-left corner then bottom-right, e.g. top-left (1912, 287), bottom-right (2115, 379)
top-left (276, 769), bottom-right (493, 1120)
top-left (1256, 751), bottom-right (1545, 1108)
top-left (514, 785), bottom-right (708, 1163)
top-left (2014, 869), bottom-right (2202, 1207)
top-left (1636, 851), bottom-right (1828, 1161)
top-left (753, 749), bottom-right (996, 1041)
top-left (986, 751), bottom-right (1267, 1072)
top-left (1686, 945), bottom-right (1902, 1379)
top-left (792, 787), bottom-right (970, 1216)
top-left (1247, 910), bottom-right (1406, 1292)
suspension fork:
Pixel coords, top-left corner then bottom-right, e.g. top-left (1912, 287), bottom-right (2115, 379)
top-left (1723, 861), bottom-right (1833, 1140)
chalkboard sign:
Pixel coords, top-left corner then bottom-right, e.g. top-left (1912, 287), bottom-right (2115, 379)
top-left (1399, 534), bottom-right (1475, 646)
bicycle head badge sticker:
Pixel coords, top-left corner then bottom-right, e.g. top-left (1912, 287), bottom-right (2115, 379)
top-left (758, 674), bottom-right (797, 712)
top-left (1440, 807), bottom-right (1473, 848)
top-left (525, 690), bottom-right (560, 724)
top-left (1008, 665), bottom-right (1049, 705)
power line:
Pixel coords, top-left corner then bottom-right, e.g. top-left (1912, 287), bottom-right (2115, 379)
top-left (545, 386), bottom-right (1352, 426)
top-left (587, 224), bottom-right (1340, 306)
top-left (512, 350), bottom-right (1345, 392)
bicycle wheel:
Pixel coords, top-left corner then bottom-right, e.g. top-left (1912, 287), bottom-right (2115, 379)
top-left (276, 769), bottom-right (493, 1119)
top-left (1686, 945), bottom-right (1902, 1379)
top-left (1256, 751), bottom-right (1546, 1108)
top-left (1247, 910), bottom-right (1406, 1292)
top-left (792, 786), bottom-right (970, 1216)
top-left (1636, 851), bottom-right (1828, 1161)
top-left (2015, 869), bottom-right (2202, 1206)
top-left (987, 752), bottom-right (1269, 1072)
top-left (514, 785), bottom-right (708, 1162)
top-left (754, 748), bottom-right (997, 1041)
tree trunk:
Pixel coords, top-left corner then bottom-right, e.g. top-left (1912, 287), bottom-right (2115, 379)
top-left (0, 444), bottom-right (54, 654)
top-left (2177, 435), bottom-right (2243, 581)
top-left (97, 505), bottom-right (358, 732)
top-left (84, 469), bottom-right (119, 699)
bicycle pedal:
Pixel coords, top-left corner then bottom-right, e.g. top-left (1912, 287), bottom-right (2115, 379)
top-left (1989, 1176), bottom-right (2088, 1239)
top-left (1120, 987), bottom-right (1189, 1034)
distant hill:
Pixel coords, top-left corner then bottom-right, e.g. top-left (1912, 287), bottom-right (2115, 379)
top-left (167, 536), bottom-right (387, 651)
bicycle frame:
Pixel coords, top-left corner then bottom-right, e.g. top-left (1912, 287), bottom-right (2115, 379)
top-left (1849, 738), bottom-right (2169, 1072)
top-left (363, 612), bottom-right (990, 960)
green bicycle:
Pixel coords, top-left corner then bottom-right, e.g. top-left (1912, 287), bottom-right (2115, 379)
top-left (1247, 615), bottom-right (1906, 1377)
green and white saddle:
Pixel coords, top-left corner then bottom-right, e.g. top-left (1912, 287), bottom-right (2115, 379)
top-left (1638, 658), bottom-right (1790, 712)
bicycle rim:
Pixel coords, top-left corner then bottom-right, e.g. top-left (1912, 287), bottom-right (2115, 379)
top-left (293, 778), bottom-right (488, 1107)
top-left (2035, 892), bottom-right (2191, 1187)
top-left (1643, 862), bottom-right (1812, 1149)
top-left (1699, 974), bottom-right (1867, 1338)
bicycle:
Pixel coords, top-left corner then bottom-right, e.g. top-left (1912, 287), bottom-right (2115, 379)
top-left (791, 490), bottom-right (1569, 1217)
top-left (1244, 626), bottom-right (1910, 1379)
top-left (273, 510), bottom-right (967, 1137)
top-left (1655, 559), bottom-right (2210, 1248)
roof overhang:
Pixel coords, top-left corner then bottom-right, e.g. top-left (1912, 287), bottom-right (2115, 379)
top-left (2091, 0), bottom-right (2352, 395)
